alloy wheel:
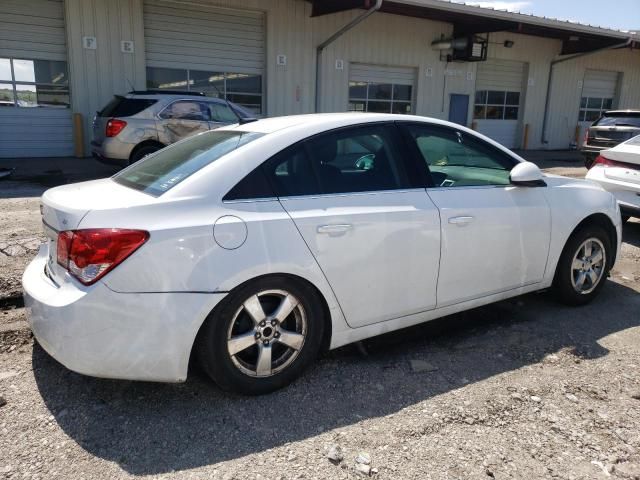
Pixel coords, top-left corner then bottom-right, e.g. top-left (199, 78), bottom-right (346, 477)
top-left (570, 237), bottom-right (606, 295)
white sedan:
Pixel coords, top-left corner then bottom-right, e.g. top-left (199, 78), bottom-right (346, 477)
top-left (586, 135), bottom-right (640, 222)
top-left (23, 113), bottom-right (622, 395)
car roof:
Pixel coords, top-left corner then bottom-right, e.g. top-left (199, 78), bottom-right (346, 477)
top-left (603, 110), bottom-right (640, 115)
top-left (126, 92), bottom-right (226, 102)
top-left (225, 112), bottom-right (461, 134)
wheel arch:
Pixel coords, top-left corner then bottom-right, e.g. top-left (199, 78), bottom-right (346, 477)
top-left (188, 272), bottom-right (334, 371)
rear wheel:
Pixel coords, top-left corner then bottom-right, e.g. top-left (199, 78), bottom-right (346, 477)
top-left (129, 144), bottom-right (162, 164)
top-left (196, 276), bottom-right (325, 395)
top-left (553, 225), bottom-right (611, 306)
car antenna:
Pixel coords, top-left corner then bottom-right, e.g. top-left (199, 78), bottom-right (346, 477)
top-left (208, 78), bottom-right (258, 125)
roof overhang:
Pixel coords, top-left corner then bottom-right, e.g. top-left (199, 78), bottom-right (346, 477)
top-left (309, 0), bottom-right (639, 55)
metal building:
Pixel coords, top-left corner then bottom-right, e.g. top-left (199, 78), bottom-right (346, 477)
top-left (0, 0), bottom-right (638, 158)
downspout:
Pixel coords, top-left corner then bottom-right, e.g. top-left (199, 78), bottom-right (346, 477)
top-left (541, 38), bottom-right (633, 145)
top-left (315, 0), bottom-right (383, 113)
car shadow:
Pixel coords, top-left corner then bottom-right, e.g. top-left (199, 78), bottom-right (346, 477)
top-left (32, 277), bottom-right (640, 475)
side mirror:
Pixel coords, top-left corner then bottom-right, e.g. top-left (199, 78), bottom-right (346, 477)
top-left (510, 162), bottom-right (546, 187)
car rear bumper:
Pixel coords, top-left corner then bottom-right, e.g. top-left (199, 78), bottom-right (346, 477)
top-left (23, 245), bottom-right (226, 382)
top-left (585, 168), bottom-right (640, 217)
top-left (90, 142), bottom-right (128, 167)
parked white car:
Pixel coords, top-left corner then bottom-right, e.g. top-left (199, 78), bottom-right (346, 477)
top-left (23, 113), bottom-right (622, 395)
top-left (586, 135), bottom-right (640, 222)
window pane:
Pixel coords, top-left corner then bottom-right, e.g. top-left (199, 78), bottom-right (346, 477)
top-left (13, 59), bottom-right (35, 82)
top-left (580, 97), bottom-right (587, 108)
top-left (348, 101), bottom-right (366, 112)
top-left (0, 83), bottom-right (14, 106)
top-left (304, 125), bottom-right (409, 194)
top-left (505, 92), bottom-right (520, 106)
top-left (264, 146), bottom-right (321, 197)
top-left (602, 98), bottom-right (613, 109)
top-left (368, 83), bottom-right (392, 100)
top-left (585, 110), bottom-right (601, 122)
top-left (159, 101), bottom-right (209, 121)
top-left (99, 97), bottom-right (157, 117)
top-left (485, 105), bottom-right (504, 119)
top-left (391, 102), bottom-right (412, 114)
top-left (0, 59), bottom-right (11, 81)
top-left (15, 84), bottom-right (36, 106)
top-left (393, 84), bottom-right (412, 101)
top-left (223, 167), bottom-right (274, 201)
top-left (189, 70), bottom-right (224, 96)
top-left (33, 85), bottom-right (69, 107)
top-left (587, 97), bottom-right (602, 109)
top-left (114, 131), bottom-right (264, 196)
top-left (473, 105), bottom-right (486, 119)
top-left (349, 81), bottom-right (367, 99)
top-left (504, 107), bottom-right (519, 120)
top-left (226, 73), bottom-right (261, 94)
top-left (487, 91), bottom-right (505, 104)
top-left (146, 67), bottom-right (188, 90)
top-left (475, 90), bottom-right (487, 104)
top-left (402, 124), bottom-right (514, 187)
top-left (366, 101), bottom-right (392, 113)
top-left (208, 102), bottom-right (238, 123)
top-left (34, 60), bottom-right (68, 85)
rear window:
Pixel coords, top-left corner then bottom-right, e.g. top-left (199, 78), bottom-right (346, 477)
top-left (594, 114), bottom-right (640, 128)
top-left (113, 130), bottom-right (263, 196)
top-left (99, 96), bottom-right (157, 117)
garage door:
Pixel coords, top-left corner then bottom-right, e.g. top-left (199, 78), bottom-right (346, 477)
top-left (578, 69), bottom-right (620, 123)
top-left (473, 59), bottom-right (526, 148)
top-left (348, 63), bottom-right (416, 114)
top-left (143, 0), bottom-right (265, 114)
top-left (0, 0), bottom-right (72, 158)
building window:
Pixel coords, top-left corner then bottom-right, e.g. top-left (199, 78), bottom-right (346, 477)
top-left (0, 58), bottom-right (69, 108)
top-left (146, 67), bottom-right (263, 115)
top-left (579, 97), bottom-right (613, 122)
top-left (348, 81), bottom-right (413, 114)
top-left (473, 90), bottom-right (520, 120)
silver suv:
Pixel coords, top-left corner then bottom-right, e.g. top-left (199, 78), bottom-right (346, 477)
top-left (91, 91), bottom-right (255, 165)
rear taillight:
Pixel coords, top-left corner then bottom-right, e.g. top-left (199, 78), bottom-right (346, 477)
top-left (56, 229), bottom-right (149, 285)
top-left (593, 155), bottom-right (640, 170)
top-left (105, 119), bottom-right (127, 137)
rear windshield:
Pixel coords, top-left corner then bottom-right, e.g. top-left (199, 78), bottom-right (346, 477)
top-left (99, 96), bottom-right (157, 117)
top-left (113, 130), bottom-right (263, 196)
top-left (594, 114), bottom-right (640, 128)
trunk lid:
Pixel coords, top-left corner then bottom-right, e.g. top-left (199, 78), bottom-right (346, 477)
top-left (40, 178), bottom-right (158, 285)
top-left (601, 143), bottom-right (640, 186)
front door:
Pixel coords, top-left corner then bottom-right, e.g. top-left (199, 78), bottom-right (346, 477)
top-left (449, 94), bottom-right (469, 127)
top-left (262, 123), bottom-right (441, 328)
top-left (400, 122), bottom-right (551, 307)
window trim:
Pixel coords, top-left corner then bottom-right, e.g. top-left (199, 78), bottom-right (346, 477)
top-left (348, 81), bottom-right (414, 114)
top-left (157, 99), bottom-right (213, 122)
top-left (579, 96), bottom-right (614, 122)
top-left (397, 121), bottom-right (520, 190)
top-left (473, 90), bottom-right (520, 121)
top-left (0, 57), bottom-right (70, 108)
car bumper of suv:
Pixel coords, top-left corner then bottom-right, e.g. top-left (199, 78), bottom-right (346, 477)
top-left (23, 246), bottom-right (226, 383)
top-left (91, 142), bottom-right (128, 167)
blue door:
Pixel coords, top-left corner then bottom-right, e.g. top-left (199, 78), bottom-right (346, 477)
top-left (448, 94), bottom-right (469, 127)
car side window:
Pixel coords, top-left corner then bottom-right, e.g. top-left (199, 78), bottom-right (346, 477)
top-left (263, 146), bottom-right (321, 197)
top-left (209, 102), bottom-right (238, 123)
top-left (402, 124), bottom-right (515, 187)
top-left (159, 101), bottom-right (210, 121)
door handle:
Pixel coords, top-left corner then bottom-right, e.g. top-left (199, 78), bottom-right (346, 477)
top-left (317, 224), bottom-right (353, 235)
top-left (448, 216), bottom-right (474, 226)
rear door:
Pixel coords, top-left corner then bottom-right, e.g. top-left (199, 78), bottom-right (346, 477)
top-left (400, 122), bottom-right (551, 307)
top-left (264, 123), bottom-right (441, 328)
top-left (157, 99), bottom-right (211, 144)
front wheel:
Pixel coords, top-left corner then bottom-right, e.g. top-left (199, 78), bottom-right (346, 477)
top-left (553, 225), bottom-right (611, 306)
top-left (196, 276), bottom-right (325, 395)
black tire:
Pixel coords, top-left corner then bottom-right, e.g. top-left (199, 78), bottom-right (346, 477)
top-left (129, 144), bottom-right (161, 164)
top-left (584, 155), bottom-right (595, 169)
top-left (196, 275), bottom-right (325, 395)
top-left (553, 224), bottom-right (611, 306)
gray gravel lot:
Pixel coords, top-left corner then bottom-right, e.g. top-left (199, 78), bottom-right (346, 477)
top-left (0, 159), bottom-right (639, 480)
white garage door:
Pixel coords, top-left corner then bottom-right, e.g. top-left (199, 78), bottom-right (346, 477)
top-left (143, 0), bottom-right (265, 114)
top-left (0, 0), bottom-right (72, 158)
top-left (578, 69), bottom-right (620, 123)
top-left (348, 63), bottom-right (416, 114)
top-left (474, 59), bottom-right (526, 148)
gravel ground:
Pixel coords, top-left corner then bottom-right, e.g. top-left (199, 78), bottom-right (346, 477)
top-left (1, 161), bottom-right (639, 480)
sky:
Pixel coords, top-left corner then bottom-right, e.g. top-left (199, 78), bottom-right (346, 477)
top-left (459, 0), bottom-right (640, 31)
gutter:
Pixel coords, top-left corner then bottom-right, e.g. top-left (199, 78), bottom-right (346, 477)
top-left (541, 38), bottom-right (634, 145)
top-left (315, 0), bottom-right (383, 112)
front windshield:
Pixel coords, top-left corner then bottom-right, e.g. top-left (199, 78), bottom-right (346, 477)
top-left (113, 130), bottom-right (263, 196)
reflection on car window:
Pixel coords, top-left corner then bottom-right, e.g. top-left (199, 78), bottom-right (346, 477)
top-left (114, 130), bottom-right (263, 196)
top-left (402, 124), bottom-right (515, 188)
top-left (160, 101), bottom-right (210, 121)
top-left (209, 102), bottom-right (238, 123)
top-left (262, 124), bottom-right (410, 197)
